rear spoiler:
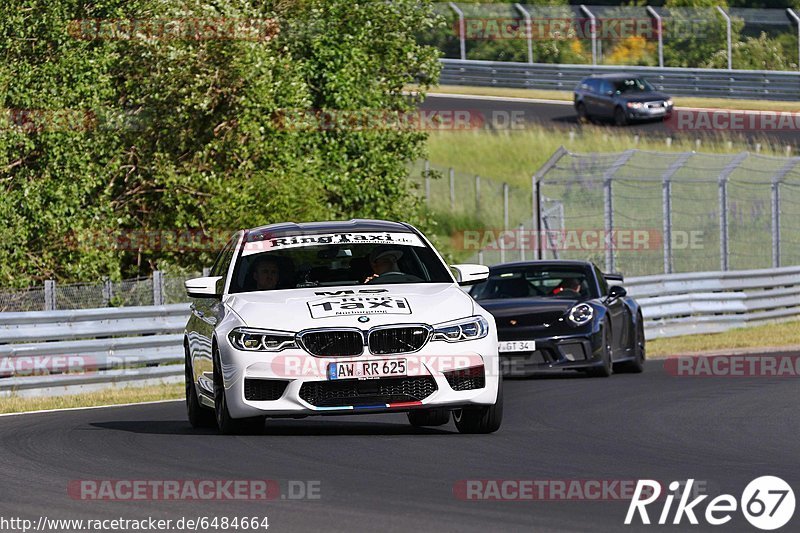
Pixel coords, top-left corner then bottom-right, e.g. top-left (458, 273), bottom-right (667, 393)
top-left (604, 273), bottom-right (624, 282)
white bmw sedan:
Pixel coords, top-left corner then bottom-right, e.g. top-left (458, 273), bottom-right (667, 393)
top-left (184, 219), bottom-right (502, 434)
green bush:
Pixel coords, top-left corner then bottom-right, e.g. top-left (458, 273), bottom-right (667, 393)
top-left (0, 0), bottom-right (441, 286)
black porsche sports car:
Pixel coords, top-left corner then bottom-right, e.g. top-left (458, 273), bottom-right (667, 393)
top-left (469, 260), bottom-right (645, 377)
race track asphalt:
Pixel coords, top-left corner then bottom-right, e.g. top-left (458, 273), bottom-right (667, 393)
top-left (420, 94), bottom-right (800, 147)
top-left (0, 358), bottom-right (797, 532)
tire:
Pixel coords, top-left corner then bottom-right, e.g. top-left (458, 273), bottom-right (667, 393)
top-left (453, 376), bottom-right (503, 434)
top-left (587, 319), bottom-right (613, 378)
top-left (576, 103), bottom-right (589, 124)
top-left (213, 346), bottom-right (264, 435)
top-left (408, 408), bottom-right (451, 427)
top-left (614, 107), bottom-right (628, 126)
top-left (185, 348), bottom-right (215, 428)
top-left (617, 315), bottom-right (645, 374)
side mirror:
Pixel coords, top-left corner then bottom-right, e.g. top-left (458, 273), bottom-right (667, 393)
top-left (185, 276), bottom-right (223, 298)
top-left (451, 264), bottom-right (489, 286)
top-left (606, 285), bottom-right (627, 302)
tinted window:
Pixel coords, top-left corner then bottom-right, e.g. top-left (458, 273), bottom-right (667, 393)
top-left (210, 235), bottom-right (237, 278)
top-left (599, 80), bottom-right (612, 95)
top-left (612, 78), bottom-right (655, 93)
top-left (594, 265), bottom-right (609, 296)
top-left (230, 232), bottom-right (453, 293)
top-left (471, 265), bottom-right (597, 301)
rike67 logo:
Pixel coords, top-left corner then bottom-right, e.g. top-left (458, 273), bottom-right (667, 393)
top-left (625, 477), bottom-right (795, 530)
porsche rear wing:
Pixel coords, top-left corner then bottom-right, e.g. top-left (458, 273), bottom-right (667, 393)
top-left (604, 273), bottom-right (624, 282)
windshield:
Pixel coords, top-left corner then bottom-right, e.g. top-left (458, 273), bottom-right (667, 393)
top-left (470, 266), bottom-right (595, 301)
top-left (229, 231), bottom-right (453, 293)
top-left (613, 78), bottom-right (655, 93)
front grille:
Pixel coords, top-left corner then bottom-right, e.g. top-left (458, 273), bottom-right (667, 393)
top-left (299, 330), bottom-right (364, 357)
top-left (299, 376), bottom-right (437, 407)
top-left (444, 366), bottom-right (486, 391)
top-left (244, 379), bottom-right (289, 401)
top-left (368, 326), bottom-right (430, 354)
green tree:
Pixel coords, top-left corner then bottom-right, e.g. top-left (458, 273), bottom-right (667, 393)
top-left (0, 0), bottom-right (441, 286)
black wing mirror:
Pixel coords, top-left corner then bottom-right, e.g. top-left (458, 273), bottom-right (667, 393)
top-left (605, 285), bottom-right (627, 302)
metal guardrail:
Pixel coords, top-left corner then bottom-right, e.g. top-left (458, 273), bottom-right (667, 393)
top-left (440, 59), bottom-right (800, 101)
top-left (0, 304), bottom-right (188, 397)
top-left (1, 267), bottom-right (798, 396)
top-left (626, 265), bottom-right (800, 338)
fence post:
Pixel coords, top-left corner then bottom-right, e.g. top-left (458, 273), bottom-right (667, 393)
top-left (44, 280), bottom-right (56, 311)
top-left (153, 270), bottom-right (164, 306)
top-left (534, 178), bottom-right (542, 260)
top-left (719, 176), bottom-right (729, 271)
top-left (663, 177), bottom-right (672, 274)
top-left (647, 6), bottom-right (664, 68)
top-left (475, 175), bottom-right (481, 213)
top-left (202, 267), bottom-right (211, 277)
top-left (580, 5), bottom-right (597, 66)
top-left (789, 9), bottom-right (800, 72)
top-left (716, 152), bottom-right (747, 272)
top-left (514, 3), bottom-right (533, 64)
top-left (599, 150), bottom-right (636, 273)
top-left (424, 160), bottom-right (430, 207)
top-left (772, 178), bottom-right (781, 268)
top-left (448, 2), bottom-right (466, 61)
top-left (449, 167), bottom-right (456, 211)
top-left (501, 183), bottom-right (509, 264)
top-left (659, 152), bottom-right (692, 274)
top-left (519, 223), bottom-right (526, 261)
top-left (716, 6), bottom-right (732, 70)
top-left (102, 278), bottom-right (112, 307)
top-left (604, 177), bottom-right (614, 273)
top-left (770, 158), bottom-right (798, 268)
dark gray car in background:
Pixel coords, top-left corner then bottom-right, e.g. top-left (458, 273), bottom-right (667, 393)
top-left (573, 74), bottom-right (673, 126)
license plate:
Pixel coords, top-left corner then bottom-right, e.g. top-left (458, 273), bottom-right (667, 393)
top-left (328, 359), bottom-right (407, 380)
top-left (499, 340), bottom-right (536, 353)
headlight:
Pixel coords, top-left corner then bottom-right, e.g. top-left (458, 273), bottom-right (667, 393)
top-left (626, 102), bottom-right (643, 109)
top-left (568, 304), bottom-right (594, 326)
top-left (665, 99), bottom-right (673, 107)
top-left (228, 328), bottom-right (297, 351)
top-left (432, 316), bottom-right (489, 342)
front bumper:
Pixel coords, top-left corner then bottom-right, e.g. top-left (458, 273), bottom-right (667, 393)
top-left (216, 335), bottom-right (500, 419)
top-left (499, 330), bottom-right (604, 376)
top-left (626, 106), bottom-right (672, 120)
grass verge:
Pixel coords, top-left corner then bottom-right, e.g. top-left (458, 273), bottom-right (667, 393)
top-left (647, 320), bottom-right (800, 358)
top-left (419, 85), bottom-right (800, 112)
top-left (425, 126), bottom-right (786, 190)
top-left (0, 382), bottom-right (183, 414)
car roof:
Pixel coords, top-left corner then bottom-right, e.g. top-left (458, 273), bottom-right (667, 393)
top-left (582, 73), bottom-right (643, 80)
top-left (243, 219), bottom-right (414, 240)
top-left (489, 260), bottom-right (595, 271)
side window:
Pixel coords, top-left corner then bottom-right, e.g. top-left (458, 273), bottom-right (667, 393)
top-left (210, 236), bottom-right (237, 278)
top-left (588, 79), bottom-right (600, 93)
top-left (599, 80), bottom-right (612, 95)
top-left (594, 266), bottom-right (609, 296)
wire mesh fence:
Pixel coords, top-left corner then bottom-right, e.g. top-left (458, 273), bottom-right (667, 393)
top-left (413, 148), bottom-right (800, 278)
top-left (0, 272), bottom-right (200, 313)
top-left (536, 149), bottom-right (800, 276)
top-left (426, 2), bottom-right (800, 70)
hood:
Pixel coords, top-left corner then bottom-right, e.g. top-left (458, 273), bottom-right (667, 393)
top-left (620, 92), bottom-right (670, 103)
top-left (477, 297), bottom-right (580, 328)
top-left (224, 283), bottom-right (476, 331)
